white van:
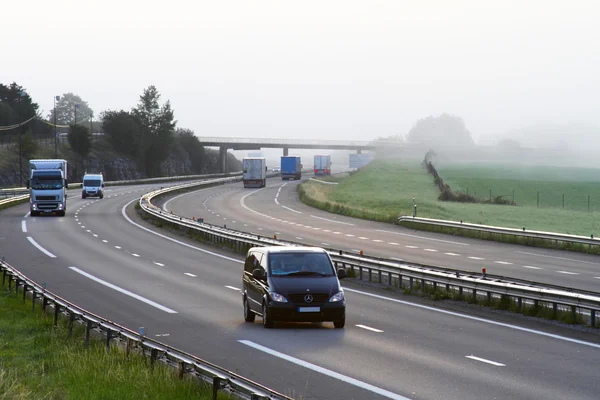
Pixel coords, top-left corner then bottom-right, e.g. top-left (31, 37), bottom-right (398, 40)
top-left (82, 173), bottom-right (104, 199)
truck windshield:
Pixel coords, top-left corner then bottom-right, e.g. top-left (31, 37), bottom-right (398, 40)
top-left (83, 179), bottom-right (101, 187)
top-left (31, 176), bottom-right (63, 190)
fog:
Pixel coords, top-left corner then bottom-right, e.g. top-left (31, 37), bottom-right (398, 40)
top-left (2, 1), bottom-right (599, 152)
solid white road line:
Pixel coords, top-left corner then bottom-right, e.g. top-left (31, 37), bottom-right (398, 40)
top-left (390, 257), bottom-right (403, 262)
top-left (238, 340), bottom-right (411, 400)
top-left (465, 355), bottom-right (505, 367)
top-left (310, 215), bottom-right (355, 226)
top-left (27, 237), bottom-right (56, 258)
top-left (494, 261), bottom-right (513, 265)
top-left (121, 199), bottom-right (243, 264)
top-left (295, 237), bottom-right (303, 240)
top-left (557, 271), bottom-right (579, 275)
top-left (375, 229), bottom-right (469, 246)
top-left (184, 273), bottom-right (197, 277)
top-left (225, 285), bottom-right (241, 291)
top-left (21, 220), bottom-right (27, 233)
top-left (516, 251), bottom-right (600, 266)
top-left (274, 198), bottom-right (279, 205)
top-left (356, 324), bottom-right (384, 333)
top-left (523, 265), bottom-right (542, 270)
top-left (69, 267), bottom-right (177, 313)
top-left (343, 287), bottom-right (600, 349)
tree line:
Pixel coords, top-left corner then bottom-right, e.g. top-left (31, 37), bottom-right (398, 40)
top-left (0, 82), bottom-right (239, 185)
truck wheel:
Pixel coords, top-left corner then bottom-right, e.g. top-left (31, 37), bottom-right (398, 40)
top-left (31, 211), bottom-right (39, 217)
top-left (58, 210), bottom-right (66, 217)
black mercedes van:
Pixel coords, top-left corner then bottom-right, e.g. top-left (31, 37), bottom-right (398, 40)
top-left (242, 246), bottom-right (347, 329)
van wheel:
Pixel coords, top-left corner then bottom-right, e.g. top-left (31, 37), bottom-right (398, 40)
top-left (82, 194), bottom-right (86, 199)
top-left (262, 302), bottom-right (274, 329)
top-left (244, 297), bottom-right (255, 322)
top-left (333, 317), bottom-right (345, 329)
top-left (99, 193), bottom-right (104, 199)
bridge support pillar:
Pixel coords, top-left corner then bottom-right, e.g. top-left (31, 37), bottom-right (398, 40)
top-left (219, 146), bottom-right (228, 173)
top-left (357, 148), bottom-right (362, 154)
top-left (283, 147), bottom-right (289, 156)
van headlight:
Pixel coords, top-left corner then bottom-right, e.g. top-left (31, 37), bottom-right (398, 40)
top-left (269, 292), bottom-right (288, 303)
top-left (329, 292), bottom-right (344, 302)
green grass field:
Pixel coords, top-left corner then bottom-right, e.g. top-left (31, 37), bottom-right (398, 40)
top-left (0, 285), bottom-right (230, 400)
top-left (298, 160), bottom-right (600, 236)
top-left (438, 163), bottom-right (600, 211)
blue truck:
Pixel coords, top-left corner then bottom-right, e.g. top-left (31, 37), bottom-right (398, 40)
top-left (280, 156), bottom-right (302, 180)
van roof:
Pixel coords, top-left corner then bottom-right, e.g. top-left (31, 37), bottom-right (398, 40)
top-left (83, 173), bottom-right (103, 178)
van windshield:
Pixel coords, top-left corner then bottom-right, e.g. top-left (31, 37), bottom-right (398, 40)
top-left (83, 179), bottom-right (101, 187)
top-left (269, 253), bottom-right (334, 276)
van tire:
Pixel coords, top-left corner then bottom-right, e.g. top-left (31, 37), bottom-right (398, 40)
top-left (244, 297), bottom-right (255, 322)
top-left (262, 302), bottom-right (274, 329)
top-left (57, 210), bottom-right (66, 217)
top-left (333, 317), bottom-right (345, 329)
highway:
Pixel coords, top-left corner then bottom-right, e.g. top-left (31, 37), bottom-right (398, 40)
top-left (162, 177), bottom-right (600, 292)
top-left (1, 181), bottom-right (599, 399)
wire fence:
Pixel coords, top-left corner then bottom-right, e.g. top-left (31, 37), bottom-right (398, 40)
top-left (464, 187), bottom-right (600, 212)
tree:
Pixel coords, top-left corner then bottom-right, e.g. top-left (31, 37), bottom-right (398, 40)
top-left (406, 114), bottom-right (474, 150)
top-left (48, 93), bottom-right (93, 125)
top-left (0, 82), bottom-right (39, 126)
top-left (101, 110), bottom-right (143, 160)
top-left (132, 86), bottom-right (176, 176)
top-left (174, 128), bottom-right (206, 173)
top-left (68, 124), bottom-right (92, 160)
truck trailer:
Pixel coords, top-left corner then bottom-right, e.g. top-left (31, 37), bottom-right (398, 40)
top-left (242, 157), bottom-right (267, 188)
top-left (27, 159), bottom-right (68, 216)
top-left (281, 156), bottom-right (302, 180)
top-left (314, 155), bottom-right (332, 176)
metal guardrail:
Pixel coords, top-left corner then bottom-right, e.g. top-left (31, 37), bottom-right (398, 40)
top-left (0, 260), bottom-right (290, 400)
top-left (140, 179), bottom-right (600, 328)
top-left (398, 216), bottom-right (600, 247)
top-left (0, 194), bottom-right (28, 207)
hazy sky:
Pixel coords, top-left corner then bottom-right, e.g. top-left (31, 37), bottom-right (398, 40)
top-left (2, 0), bottom-right (599, 142)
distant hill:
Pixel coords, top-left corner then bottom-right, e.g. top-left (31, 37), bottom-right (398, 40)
top-left (499, 123), bottom-right (600, 153)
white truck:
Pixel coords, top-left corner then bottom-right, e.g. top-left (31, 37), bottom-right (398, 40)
top-left (314, 154), bottom-right (332, 176)
top-left (242, 157), bottom-right (267, 188)
top-left (27, 159), bottom-right (68, 216)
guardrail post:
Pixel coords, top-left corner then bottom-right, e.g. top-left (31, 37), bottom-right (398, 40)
top-left (409, 277), bottom-right (413, 290)
top-left (591, 310), bottom-right (596, 327)
top-left (2, 268), bottom-right (6, 285)
top-left (22, 282), bottom-right (27, 302)
top-left (150, 348), bottom-right (158, 370)
top-left (487, 291), bottom-right (491, 304)
top-left (359, 266), bottom-right (363, 280)
top-left (106, 329), bottom-right (112, 353)
top-left (368, 268), bottom-right (372, 282)
top-left (42, 296), bottom-right (48, 317)
top-left (445, 283), bottom-right (450, 292)
top-left (52, 304), bottom-right (60, 327)
top-left (533, 299), bottom-right (539, 309)
top-left (472, 289), bottom-right (477, 303)
top-left (571, 306), bottom-right (577, 321)
top-left (8, 274), bottom-right (13, 291)
top-left (387, 272), bottom-right (392, 286)
top-left (85, 321), bottom-right (92, 348)
top-left (517, 297), bottom-right (522, 311)
top-left (378, 270), bottom-right (382, 283)
top-left (178, 361), bottom-right (185, 379)
top-left (31, 290), bottom-right (36, 311)
top-left (552, 303), bottom-right (558, 318)
top-left (432, 281), bottom-right (437, 293)
top-left (458, 286), bottom-right (463, 297)
top-left (212, 376), bottom-right (222, 400)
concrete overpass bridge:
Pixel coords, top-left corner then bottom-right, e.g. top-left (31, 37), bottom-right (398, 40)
top-left (197, 137), bottom-right (384, 172)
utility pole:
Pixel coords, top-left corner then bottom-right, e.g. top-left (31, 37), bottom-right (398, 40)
top-left (54, 95), bottom-right (60, 158)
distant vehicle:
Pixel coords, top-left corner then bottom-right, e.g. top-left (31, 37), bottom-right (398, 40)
top-left (242, 246), bottom-right (347, 329)
top-left (314, 154), bottom-right (332, 176)
top-left (27, 159), bottom-right (68, 217)
top-left (242, 157), bottom-right (267, 188)
top-left (82, 173), bottom-right (104, 199)
top-left (272, 166), bottom-right (281, 172)
top-left (280, 155), bottom-right (302, 180)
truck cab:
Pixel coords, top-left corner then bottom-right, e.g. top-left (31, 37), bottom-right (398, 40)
top-left (27, 159), bottom-right (68, 217)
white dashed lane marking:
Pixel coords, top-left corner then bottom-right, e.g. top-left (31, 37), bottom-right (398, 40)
top-left (225, 285), bottom-right (241, 291)
top-left (356, 325), bottom-right (384, 333)
top-left (465, 355), bottom-right (505, 367)
top-left (424, 249), bottom-right (438, 252)
top-left (494, 261), bottom-right (513, 265)
top-left (184, 273), bottom-right (197, 277)
top-left (358, 237), bottom-right (369, 240)
top-left (115, 246), bottom-right (122, 249)
top-left (372, 239), bottom-right (383, 243)
top-left (445, 252), bottom-right (460, 256)
top-left (468, 256), bottom-right (484, 260)
top-left (557, 271), bottom-right (579, 275)
top-left (154, 262), bottom-right (165, 267)
top-left (523, 265), bottom-right (542, 270)
top-left (102, 240), bottom-right (108, 243)
top-left (405, 245), bottom-right (418, 249)
top-left (296, 237), bottom-right (303, 240)
top-left (345, 234), bottom-right (355, 237)
top-left (388, 242), bottom-right (399, 246)
top-left (21, 220), bottom-right (27, 233)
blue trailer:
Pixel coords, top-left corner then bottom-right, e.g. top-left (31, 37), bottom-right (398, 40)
top-left (280, 156), bottom-right (302, 180)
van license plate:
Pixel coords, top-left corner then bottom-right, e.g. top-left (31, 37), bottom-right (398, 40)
top-left (298, 307), bottom-right (320, 313)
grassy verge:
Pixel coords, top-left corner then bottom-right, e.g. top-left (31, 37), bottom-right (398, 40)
top-left (0, 284), bottom-right (230, 399)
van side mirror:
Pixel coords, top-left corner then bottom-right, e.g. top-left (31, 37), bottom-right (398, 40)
top-left (337, 268), bottom-right (347, 279)
top-left (252, 269), bottom-right (265, 280)
top-left (26, 179), bottom-right (30, 189)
